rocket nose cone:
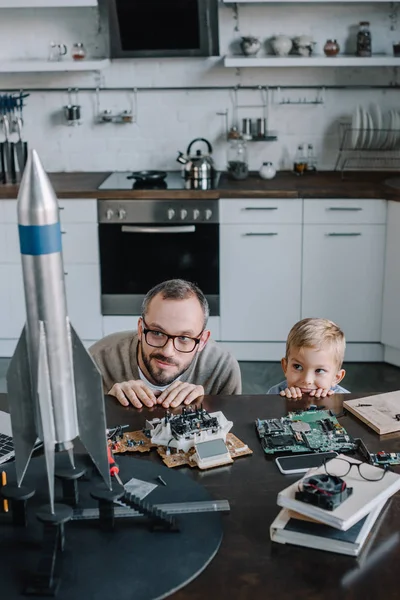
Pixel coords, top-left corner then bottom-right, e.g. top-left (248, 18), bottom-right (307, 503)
top-left (18, 149), bottom-right (60, 226)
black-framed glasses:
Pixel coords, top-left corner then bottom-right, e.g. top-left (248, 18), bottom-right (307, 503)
top-left (141, 318), bottom-right (203, 353)
top-left (323, 457), bottom-right (387, 482)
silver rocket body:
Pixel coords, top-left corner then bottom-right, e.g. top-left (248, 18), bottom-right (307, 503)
top-left (7, 150), bottom-right (111, 513)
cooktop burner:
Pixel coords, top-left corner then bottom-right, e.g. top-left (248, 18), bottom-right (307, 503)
top-left (99, 171), bottom-right (220, 191)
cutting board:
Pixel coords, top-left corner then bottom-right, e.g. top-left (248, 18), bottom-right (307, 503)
top-left (344, 391), bottom-right (400, 435)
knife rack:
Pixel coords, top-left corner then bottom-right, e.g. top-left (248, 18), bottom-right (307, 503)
top-left (0, 140), bottom-right (28, 185)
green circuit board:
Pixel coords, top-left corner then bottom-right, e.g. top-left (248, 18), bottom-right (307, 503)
top-left (256, 408), bottom-right (356, 455)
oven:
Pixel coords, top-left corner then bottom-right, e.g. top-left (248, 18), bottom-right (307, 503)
top-left (98, 199), bottom-right (219, 316)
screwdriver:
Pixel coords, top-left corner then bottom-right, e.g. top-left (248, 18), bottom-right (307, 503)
top-left (107, 445), bottom-right (124, 487)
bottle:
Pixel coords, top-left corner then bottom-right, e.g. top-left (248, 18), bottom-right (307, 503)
top-left (72, 42), bottom-right (86, 61)
top-left (293, 144), bottom-right (307, 175)
top-left (307, 144), bottom-right (317, 172)
top-left (323, 39), bottom-right (340, 57)
top-left (227, 138), bottom-right (249, 180)
top-left (357, 22), bottom-right (372, 57)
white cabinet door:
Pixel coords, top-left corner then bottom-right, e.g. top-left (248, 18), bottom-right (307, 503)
top-left (61, 224), bottom-right (99, 264)
top-left (65, 264), bottom-right (102, 341)
top-left (0, 264), bottom-right (25, 338)
top-left (220, 224), bottom-right (302, 341)
top-left (302, 224), bottom-right (386, 342)
top-left (382, 202), bottom-right (400, 349)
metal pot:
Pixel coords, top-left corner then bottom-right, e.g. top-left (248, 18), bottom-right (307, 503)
top-left (177, 138), bottom-right (215, 182)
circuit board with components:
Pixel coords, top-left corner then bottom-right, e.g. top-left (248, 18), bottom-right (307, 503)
top-left (370, 451), bottom-right (400, 467)
top-left (256, 408), bottom-right (357, 455)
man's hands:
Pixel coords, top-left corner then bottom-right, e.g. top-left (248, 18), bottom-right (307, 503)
top-left (157, 381), bottom-right (205, 408)
top-left (108, 380), bottom-right (157, 408)
top-left (279, 387), bottom-right (334, 399)
top-left (108, 379), bottom-right (205, 409)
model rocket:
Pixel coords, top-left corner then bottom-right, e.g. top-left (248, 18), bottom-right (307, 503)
top-left (6, 150), bottom-right (111, 513)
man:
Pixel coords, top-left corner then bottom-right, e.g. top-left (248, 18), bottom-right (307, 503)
top-left (90, 279), bottom-right (242, 409)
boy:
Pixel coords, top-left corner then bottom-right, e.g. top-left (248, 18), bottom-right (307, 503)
top-left (267, 318), bottom-right (349, 398)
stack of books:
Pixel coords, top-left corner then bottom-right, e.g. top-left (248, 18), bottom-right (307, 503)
top-left (270, 454), bottom-right (400, 556)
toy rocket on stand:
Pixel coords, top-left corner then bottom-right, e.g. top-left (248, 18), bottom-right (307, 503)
top-left (6, 150), bottom-right (111, 515)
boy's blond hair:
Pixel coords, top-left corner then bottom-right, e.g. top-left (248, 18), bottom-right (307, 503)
top-left (286, 318), bottom-right (346, 368)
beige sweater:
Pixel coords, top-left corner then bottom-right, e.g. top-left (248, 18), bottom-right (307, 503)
top-left (89, 331), bottom-right (242, 395)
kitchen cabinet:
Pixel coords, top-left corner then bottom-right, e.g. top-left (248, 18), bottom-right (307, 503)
top-left (382, 201), bottom-right (400, 365)
top-left (0, 1), bottom-right (97, 7)
top-left (220, 199), bottom-right (302, 342)
top-left (302, 199), bottom-right (386, 343)
top-left (0, 199), bottom-right (102, 357)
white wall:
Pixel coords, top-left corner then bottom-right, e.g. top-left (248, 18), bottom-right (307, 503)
top-left (0, 3), bottom-right (399, 172)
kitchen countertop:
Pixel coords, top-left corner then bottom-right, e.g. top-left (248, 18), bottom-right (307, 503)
top-left (0, 170), bottom-right (399, 200)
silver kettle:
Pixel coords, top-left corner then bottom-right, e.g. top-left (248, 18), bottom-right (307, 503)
top-left (177, 138), bottom-right (215, 181)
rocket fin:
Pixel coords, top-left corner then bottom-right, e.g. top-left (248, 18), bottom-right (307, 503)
top-left (37, 321), bottom-right (56, 514)
top-left (6, 326), bottom-right (38, 486)
top-left (70, 324), bottom-right (111, 490)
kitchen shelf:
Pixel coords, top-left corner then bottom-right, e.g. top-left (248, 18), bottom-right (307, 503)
top-left (0, 59), bottom-right (110, 73)
top-left (0, 0), bottom-right (97, 6)
top-left (224, 55), bottom-right (400, 68)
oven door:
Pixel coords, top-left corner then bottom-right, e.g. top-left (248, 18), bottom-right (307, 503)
top-left (99, 222), bottom-right (219, 316)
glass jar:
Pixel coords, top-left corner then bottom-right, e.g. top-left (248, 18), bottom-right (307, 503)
top-left (72, 42), bottom-right (86, 61)
top-left (357, 22), bottom-right (371, 57)
top-left (227, 138), bottom-right (249, 180)
top-left (293, 144), bottom-right (307, 175)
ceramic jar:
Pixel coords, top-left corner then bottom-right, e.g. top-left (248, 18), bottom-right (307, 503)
top-left (271, 35), bottom-right (293, 57)
top-left (259, 162), bottom-right (276, 180)
top-left (293, 35), bottom-right (316, 57)
top-left (323, 39), bottom-right (340, 57)
top-left (240, 36), bottom-right (261, 56)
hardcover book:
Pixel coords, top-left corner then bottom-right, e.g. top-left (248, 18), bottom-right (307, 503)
top-left (277, 455), bottom-right (400, 530)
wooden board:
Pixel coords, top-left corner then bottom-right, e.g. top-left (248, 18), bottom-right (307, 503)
top-left (111, 430), bottom-right (252, 470)
top-left (344, 391), bottom-right (400, 435)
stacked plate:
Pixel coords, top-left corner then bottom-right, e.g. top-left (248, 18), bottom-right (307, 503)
top-left (349, 104), bottom-right (400, 150)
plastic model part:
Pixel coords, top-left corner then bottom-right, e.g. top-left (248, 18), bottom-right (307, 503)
top-left (145, 406), bottom-right (233, 454)
top-left (256, 408), bottom-right (357, 455)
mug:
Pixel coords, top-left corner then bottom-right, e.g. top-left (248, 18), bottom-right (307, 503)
top-left (49, 42), bottom-right (67, 62)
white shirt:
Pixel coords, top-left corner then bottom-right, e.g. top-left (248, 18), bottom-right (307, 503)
top-left (138, 367), bottom-right (178, 392)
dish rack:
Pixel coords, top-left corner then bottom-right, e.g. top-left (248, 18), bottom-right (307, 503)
top-left (334, 121), bottom-right (400, 178)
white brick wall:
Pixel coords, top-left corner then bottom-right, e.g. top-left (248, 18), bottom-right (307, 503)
top-left (0, 3), bottom-right (399, 172)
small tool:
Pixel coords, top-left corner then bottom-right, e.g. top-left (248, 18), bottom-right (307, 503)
top-left (1, 471), bottom-right (9, 513)
top-left (107, 445), bottom-right (123, 487)
top-left (357, 403), bottom-right (372, 407)
top-left (157, 475), bottom-right (167, 486)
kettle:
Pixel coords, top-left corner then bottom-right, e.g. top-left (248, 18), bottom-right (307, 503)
top-left (177, 138), bottom-right (215, 181)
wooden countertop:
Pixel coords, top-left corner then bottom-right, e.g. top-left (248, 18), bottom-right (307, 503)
top-left (0, 170), bottom-right (398, 200)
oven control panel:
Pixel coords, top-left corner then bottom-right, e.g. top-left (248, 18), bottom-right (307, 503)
top-left (98, 200), bottom-right (219, 224)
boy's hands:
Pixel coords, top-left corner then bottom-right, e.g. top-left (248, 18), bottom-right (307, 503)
top-left (279, 387), bottom-right (334, 399)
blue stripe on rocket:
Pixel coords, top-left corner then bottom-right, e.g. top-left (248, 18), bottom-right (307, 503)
top-left (18, 223), bottom-right (62, 256)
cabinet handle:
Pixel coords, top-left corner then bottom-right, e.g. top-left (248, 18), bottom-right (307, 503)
top-left (243, 207), bottom-right (278, 211)
top-left (243, 232), bottom-right (278, 236)
top-left (64, 272), bottom-right (68, 275)
top-left (326, 233), bottom-right (362, 237)
top-left (61, 230), bottom-right (66, 234)
top-left (122, 225), bottom-right (195, 234)
top-left (327, 207), bottom-right (362, 211)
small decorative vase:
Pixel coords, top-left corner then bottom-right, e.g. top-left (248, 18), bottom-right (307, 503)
top-left (271, 35), bottom-right (293, 57)
top-left (240, 36), bottom-right (261, 57)
top-left (323, 39), bottom-right (340, 57)
top-left (259, 162), bottom-right (276, 180)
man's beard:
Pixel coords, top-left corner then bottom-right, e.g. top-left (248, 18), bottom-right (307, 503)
top-left (140, 344), bottom-right (190, 386)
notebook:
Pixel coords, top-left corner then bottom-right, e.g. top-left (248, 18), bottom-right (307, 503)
top-left (270, 501), bottom-right (386, 557)
top-left (277, 454), bottom-right (400, 531)
top-left (0, 410), bottom-right (15, 465)
top-left (343, 391), bottom-right (400, 435)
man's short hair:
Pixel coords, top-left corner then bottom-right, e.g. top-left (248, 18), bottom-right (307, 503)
top-left (286, 318), bottom-right (346, 368)
top-left (141, 279), bottom-right (210, 329)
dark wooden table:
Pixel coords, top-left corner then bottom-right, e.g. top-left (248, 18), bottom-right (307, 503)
top-left (1, 392), bottom-right (399, 600)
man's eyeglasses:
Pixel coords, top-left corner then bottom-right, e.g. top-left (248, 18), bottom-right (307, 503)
top-left (323, 457), bottom-right (387, 482)
top-left (141, 318), bottom-right (203, 353)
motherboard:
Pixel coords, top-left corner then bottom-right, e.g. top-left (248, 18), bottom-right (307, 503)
top-left (256, 408), bottom-right (357, 455)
